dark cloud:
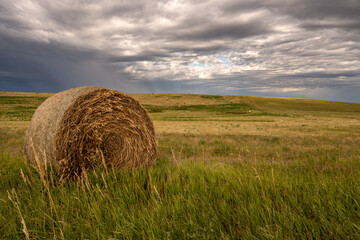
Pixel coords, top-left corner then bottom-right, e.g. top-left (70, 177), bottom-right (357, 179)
top-left (0, 32), bottom-right (138, 92)
top-left (278, 0), bottom-right (360, 21)
top-left (280, 71), bottom-right (360, 80)
top-left (0, 0), bottom-right (359, 102)
top-left (175, 20), bottom-right (272, 41)
top-left (301, 21), bottom-right (360, 31)
top-left (163, 44), bottom-right (229, 55)
top-left (221, 0), bottom-right (360, 21)
top-left (108, 52), bottom-right (171, 63)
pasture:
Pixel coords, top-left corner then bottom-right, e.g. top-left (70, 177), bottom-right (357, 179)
top-left (1, 91), bottom-right (360, 239)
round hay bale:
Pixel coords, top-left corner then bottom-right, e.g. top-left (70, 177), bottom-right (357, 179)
top-left (25, 86), bottom-right (157, 179)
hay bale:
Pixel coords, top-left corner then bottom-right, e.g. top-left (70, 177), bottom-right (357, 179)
top-left (25, 86), bottom-right (157, 179)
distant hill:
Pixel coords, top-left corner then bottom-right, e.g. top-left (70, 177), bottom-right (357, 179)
top-left (1, 91), bottom-right (360, 114)
top-left (131, 94), bottom-right (360, 113)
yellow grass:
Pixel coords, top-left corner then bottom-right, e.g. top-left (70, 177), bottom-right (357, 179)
top-left (154, 115), bottom-right (360, 136)
top-left (131, 93), bottom-right (253, 106)
top-left (1, 91), bottom-right (360, 140)
top-left (0, 121), bottom-right (29, 129)
top-left (0, 91), bottom-right (53, 98)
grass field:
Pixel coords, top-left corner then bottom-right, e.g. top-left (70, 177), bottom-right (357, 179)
top-left (1, 92), bottom-right (360, 239)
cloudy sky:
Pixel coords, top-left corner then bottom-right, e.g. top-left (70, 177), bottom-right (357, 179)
top-left (1, 0), bottom-right (360, 102)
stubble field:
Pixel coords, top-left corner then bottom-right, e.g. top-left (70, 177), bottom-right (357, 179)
top-left (1, 91), bottom-right (360, 239)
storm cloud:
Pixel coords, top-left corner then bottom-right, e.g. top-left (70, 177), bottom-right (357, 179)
top-left (0, 0), bottom-right (359, 102)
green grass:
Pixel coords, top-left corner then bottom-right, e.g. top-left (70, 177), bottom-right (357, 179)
top-left (1, 93), bottom-right (360, 239)
top-left (144, 103), bottom-right (252, 114)
top-left (0, 96), bottom-right (48, 121)
top-left (1, 152), bottom-right (360, 239)
top-left (199, 95), bottom-right (224, 100)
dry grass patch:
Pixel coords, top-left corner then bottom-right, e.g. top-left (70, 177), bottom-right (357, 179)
top-left (0, 91), bottom-right (53, 97)
top-left (131, 93), bottom-right (254, 106)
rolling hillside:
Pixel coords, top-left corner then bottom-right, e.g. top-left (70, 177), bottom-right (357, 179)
top-left (1, 91), bottom-right (360, 239)
top-left (1, 91), bottom-right (360, 122)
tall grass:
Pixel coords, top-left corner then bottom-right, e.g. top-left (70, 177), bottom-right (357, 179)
top-left (1, 93), bottom-right (360, 239)
top-left (1, 147), bottom-right (360, 239)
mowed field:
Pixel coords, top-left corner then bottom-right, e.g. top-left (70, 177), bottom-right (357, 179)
top-left (1, 91), bottom-right (360, 239)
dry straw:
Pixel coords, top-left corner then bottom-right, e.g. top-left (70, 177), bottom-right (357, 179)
top-left (25, 86), bottom-right (157, 180)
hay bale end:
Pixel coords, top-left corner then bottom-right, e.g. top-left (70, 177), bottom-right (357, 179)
top-left (25, 86), bottom-right (157, 179)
